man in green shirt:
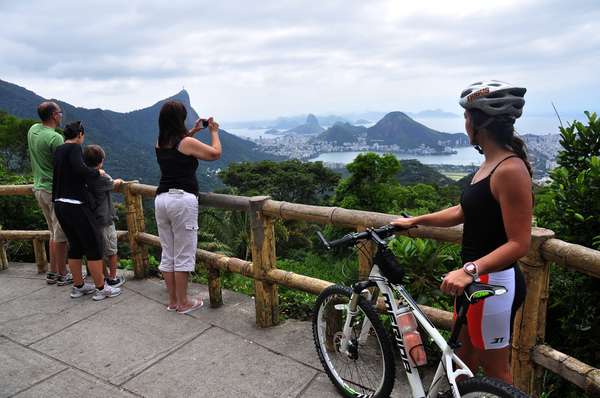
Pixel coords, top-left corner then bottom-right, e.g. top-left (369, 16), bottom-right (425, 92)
top-left (28, 101), bottom-right (70, 285)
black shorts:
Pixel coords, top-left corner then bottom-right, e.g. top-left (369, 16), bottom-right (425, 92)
top-left (54, 202), bottom-right (103, 261)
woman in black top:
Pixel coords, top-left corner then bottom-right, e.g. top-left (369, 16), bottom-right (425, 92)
top-left (53, 121), bottom-right (121, 300)
top-left (392, 81), bottom-right (532, 384)
top-left (155, 101), bottom-right (221, 314)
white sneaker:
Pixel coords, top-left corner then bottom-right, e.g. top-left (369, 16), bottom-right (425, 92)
top-left (70, 283), bottom-right (96, 298)
top-left (92, 285), bottom-right (121, 301)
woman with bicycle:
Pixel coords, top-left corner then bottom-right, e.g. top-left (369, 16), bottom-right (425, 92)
top-left (392, 81), bottom-right (532, 384)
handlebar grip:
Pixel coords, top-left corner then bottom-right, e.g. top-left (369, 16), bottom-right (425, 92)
top-left (328, 235), bottom-right (355, 248)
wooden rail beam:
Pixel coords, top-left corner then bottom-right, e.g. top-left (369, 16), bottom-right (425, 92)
top-left (0, 184), bottom-right (33, 196)
top-left (0, 230), bottom-right (127, 241)
top-left (541, 238), bottom-right (600, 279)
top-left (533, 344), bottom-right (600, 397)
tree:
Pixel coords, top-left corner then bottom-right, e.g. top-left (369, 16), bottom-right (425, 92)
top-left (0, 111), bottom-right (37, 173)
top-left (536, 111), bottom-right (600, 248)
top-left (333, 152), bottom-right (403, 213)
top-left (219, 159), bottom-right (340, 205)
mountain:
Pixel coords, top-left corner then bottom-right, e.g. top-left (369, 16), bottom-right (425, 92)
top-left (0, 79), bottom-right (279, 189)
top-left (313, 122), bottom-right (366, 144)
top-left (367, 112), bottom-right (467, 149)
top-left (285, 113), bottom-right (325, 135)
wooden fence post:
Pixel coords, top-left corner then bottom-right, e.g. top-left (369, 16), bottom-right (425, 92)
top-left (356, 225), bottom-right (376, 281)
top-left (0, 239), bottom-right (8, 270)
top-left (207, 266), bottom-right (223, 308)
top-left (32, 239), bottom-right (47, 274)
top-left (512, 227), bottom-right (555, 396)
top-left (249, 196), bottom-right (279, 327)
top-left (124, 183), bottom-right (149, 279)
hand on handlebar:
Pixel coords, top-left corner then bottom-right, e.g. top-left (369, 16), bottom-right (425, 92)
top-left (390, 217), bottom-right (416, 229)
top-left (440, 268), bottom-right (472, 296)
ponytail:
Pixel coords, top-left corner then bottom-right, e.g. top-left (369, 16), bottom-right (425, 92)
top-left (509, 135), bottom-right (533, 177)
top-left (468, 109), bottom-right (533, 177)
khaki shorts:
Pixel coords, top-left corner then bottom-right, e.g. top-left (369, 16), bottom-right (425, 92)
top-left (155, 190), bottom-right (198, 273)
top-left (102, 223), bottom-right (118, 257)
top-left (34, 189), bottom-right (66, 242)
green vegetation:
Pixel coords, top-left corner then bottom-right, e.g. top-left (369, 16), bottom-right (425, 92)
top-left (534, 112), bottom-right (600, 397)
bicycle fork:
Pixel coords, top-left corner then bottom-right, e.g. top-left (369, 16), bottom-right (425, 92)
top-left (338, 292), bottom-right (361, 356)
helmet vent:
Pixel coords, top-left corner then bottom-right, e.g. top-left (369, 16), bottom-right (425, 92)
top-left (487, 91), bottom-right (505, 99)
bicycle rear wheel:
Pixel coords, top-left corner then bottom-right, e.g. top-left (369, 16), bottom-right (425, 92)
top-left (312, 285), bottom-right (395, 398)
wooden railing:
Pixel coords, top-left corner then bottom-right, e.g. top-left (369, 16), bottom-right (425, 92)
top-left (1, 182), bottom-right (599, 397)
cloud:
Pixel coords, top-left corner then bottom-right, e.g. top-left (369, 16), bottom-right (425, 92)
top-left (0, 0), bottom-right (598, 119)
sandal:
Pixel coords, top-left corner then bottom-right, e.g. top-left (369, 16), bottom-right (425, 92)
top-left (177, 297), bottom-right (204, 314)
top-left (166, 304), bottom-right (178, 311)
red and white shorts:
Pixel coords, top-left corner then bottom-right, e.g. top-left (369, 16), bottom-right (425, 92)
top-left (462, 266), bottom-right (526, 350)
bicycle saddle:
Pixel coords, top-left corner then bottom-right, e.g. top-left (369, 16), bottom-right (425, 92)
top-left (464, 282), bottom-right (507, 303)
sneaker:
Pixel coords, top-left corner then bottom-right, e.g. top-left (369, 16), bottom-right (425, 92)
top-left (92, 285), bottom-right (121, 301)
top-left (56, 273), bottom-right (73, 286)
top-left (105, 276), bottom-right (125, 288)
top-left (70, 283), bottom-right (96, 298)
top-left (46, 272), bottom-right (58, 285)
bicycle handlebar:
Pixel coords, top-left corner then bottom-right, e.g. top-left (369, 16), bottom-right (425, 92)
top-left (317, 224), bottom-right (402, 250)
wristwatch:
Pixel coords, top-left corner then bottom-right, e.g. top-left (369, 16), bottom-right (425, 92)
top-left (462, 262), bottom-right (479, 282)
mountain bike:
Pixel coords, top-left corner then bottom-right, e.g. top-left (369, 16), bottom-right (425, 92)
top-left (312, 224), bottom-right (529, 398)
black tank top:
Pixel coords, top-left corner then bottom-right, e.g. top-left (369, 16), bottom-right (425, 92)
top-left (155, 138), bottom-right (199, 195)
top-left (460, 155), bottom-right (519, 265)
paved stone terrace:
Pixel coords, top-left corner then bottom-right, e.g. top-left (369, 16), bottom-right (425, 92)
top-left (0, 263), bottom-right (421, 397)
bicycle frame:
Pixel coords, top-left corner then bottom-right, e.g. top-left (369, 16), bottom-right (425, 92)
top-left (343, 264), bottom-right (473, 398)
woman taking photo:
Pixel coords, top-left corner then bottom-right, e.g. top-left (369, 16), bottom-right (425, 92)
top-left (155, 101), bottom-right (221, 314)
top-left (392, 81), bottom-right (532, 384)
top-left (53, 121), bottom-right (122, 300)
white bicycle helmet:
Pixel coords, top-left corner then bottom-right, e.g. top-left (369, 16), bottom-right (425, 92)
top-left (459, 80), bottom-right (526, 119)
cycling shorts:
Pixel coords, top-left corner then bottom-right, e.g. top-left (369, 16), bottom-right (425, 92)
top-left (460, 266), bottom-right (526, 350)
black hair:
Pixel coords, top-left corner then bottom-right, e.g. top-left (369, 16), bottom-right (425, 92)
top-left (63, 121), bottom-right (84, 140)
top-left (83, 144), bottom-right (105, 167)
top-left (468, 108), bottom-right (533, 177)
top-left (157, 100), bottom-right (188, 148)
top-left (37, 101), bottom-right (59, 121)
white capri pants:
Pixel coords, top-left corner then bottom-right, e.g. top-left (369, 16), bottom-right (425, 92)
top-left (155, 189), bottom-right (199, 273)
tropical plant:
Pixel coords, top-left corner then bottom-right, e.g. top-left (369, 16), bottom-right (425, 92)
top-left (388, 236), bottom-right (460, 310)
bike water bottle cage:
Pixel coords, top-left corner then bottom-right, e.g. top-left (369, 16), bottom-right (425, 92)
top-left (464, 282), bottom-right (507, 304)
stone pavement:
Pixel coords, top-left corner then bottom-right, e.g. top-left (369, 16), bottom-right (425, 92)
top-left (0, 263), bottom-right (424, 397)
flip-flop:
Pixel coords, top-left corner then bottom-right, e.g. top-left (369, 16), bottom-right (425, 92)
top-left (177, 297), bottom-right (204, 314)
top-left (166, 305), bottom-right (178, 311)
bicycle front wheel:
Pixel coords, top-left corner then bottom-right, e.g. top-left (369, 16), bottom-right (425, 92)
top-left (452, 376), bottom-right (530, 397)
top-left (312, 285), bottom-right (395, 398)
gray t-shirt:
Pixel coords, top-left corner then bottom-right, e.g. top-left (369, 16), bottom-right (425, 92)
top-left (87, 172), bottom-right (117, 227)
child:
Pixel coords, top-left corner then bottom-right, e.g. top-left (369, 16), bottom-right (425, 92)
top-left (83, 144), bottom-right (125, 287)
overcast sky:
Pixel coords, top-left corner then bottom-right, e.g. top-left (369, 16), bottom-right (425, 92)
top-left (1, 0), bottom-right (599, 122)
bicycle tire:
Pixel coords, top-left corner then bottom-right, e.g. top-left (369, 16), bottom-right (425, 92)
top-left (442, 376), bottom-right (530, 397)
top-left (312, 284), bottom-right (395, 398)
